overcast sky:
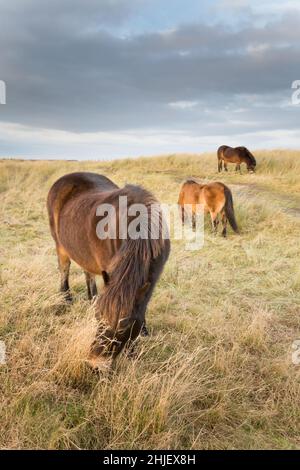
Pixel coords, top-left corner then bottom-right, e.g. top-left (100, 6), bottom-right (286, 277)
top-left (0, 0), bottom-right (299, 159)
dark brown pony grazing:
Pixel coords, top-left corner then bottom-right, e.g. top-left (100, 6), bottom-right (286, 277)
top-left (217, 145), bottom-right (256, 173)
top-left (178, 179), bottom-right (239, 237)
top-left (47, 172), bottom-right (170, 370)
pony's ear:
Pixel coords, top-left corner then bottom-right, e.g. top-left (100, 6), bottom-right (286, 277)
top-left (102, 271), bottom-right (110, 285)
top-left (137, 282), bottom-right (150, 300)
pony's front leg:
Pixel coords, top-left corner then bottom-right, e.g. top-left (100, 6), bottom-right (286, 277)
top-left (57, 246), bottom-right (72, 302)
top-left (221, 210), bottom-right (227, 237)
top-left (124, 339), bottom-right (138, 359)
top-left (84, 271), bottom-right (98, 300)
top-left (141, 322), bottom-right (149, 336)
top-left (224, 163), bottom-right (228, 172)
top-left (125, 326), bottom-right (147, 359)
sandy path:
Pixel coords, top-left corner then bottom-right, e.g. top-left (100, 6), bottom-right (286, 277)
top-left (231, 182), bottom-right (300, 218)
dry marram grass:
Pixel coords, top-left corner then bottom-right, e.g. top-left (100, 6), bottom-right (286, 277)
top-left (0, 150), bottom-right (300, 449)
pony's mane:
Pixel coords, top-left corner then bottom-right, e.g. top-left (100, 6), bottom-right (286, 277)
top-left (97, 184), bottom-right (166, 329)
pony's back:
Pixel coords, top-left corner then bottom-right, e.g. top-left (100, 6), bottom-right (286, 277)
top-left (47, 172), bottom-right (118, 242)
top-left (217, 145), bottom-right (229, 157)
top-left (178, 179), bottom-right (201, 206)
top-left (47, 172), bottom-right (118, 214)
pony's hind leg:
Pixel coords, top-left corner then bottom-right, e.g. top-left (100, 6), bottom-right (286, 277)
top-left (221, 209), bottom-right (227, 237)
top-left (180, 205), bottom-right (185, 225)
top-left (85, 271), bottom-right (98, 300)
top-left (224, 162), bottom-right (228, 172)
top-left (179, 203), bottom-right (188, 226)
top-left (210, 211), bottom-right (219, 234)
top-left (192, 213), bottom-right (196, 231)
top-left (57, 246), bottom-right (72, 302)
top-left (235, 164), bottom-right (241, 174)
top-left (218, 159), bottom-right (223, 172)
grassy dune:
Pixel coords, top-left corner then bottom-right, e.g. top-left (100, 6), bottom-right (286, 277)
top-left (0, 150), bottom-right (300, 449)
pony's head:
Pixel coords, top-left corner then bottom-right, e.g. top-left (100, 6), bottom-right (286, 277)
top-left (87, 273), bottom-right (152, 370)
top-left (247, 162), bottom-right (256, 173)
top-left (245, 149), bottom-right (257, 173)
top-left (88, 237), bottom-right (169, 369)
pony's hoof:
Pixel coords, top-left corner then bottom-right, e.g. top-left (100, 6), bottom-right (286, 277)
top-left (125, 346), bottom-right (137, 359)
top-left (62, 292), bottom-right (73, 304)
top-left (65, 296), bottom-right (73, 304)
top-left (90, 295), bottom-right (98, 305)
top-left (140, 325), bottom-right (149, 337)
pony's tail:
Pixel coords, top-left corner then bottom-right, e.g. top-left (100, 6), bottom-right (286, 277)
top-left (224, 186), bottom-right (239, 233)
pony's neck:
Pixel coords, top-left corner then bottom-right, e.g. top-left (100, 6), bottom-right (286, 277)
top-left (98, 238), bottom-right (150, 328)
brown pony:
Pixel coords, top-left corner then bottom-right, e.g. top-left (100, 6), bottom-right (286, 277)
top-left (47, 172), bottom-right (170, 369)
top-left (217, 145), bottom-right (256, 173)
top-left (178, 179), bottom-right (239, 237)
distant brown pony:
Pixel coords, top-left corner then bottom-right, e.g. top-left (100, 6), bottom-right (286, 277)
top-left (178, 179), bottom-right (239, 237)
top-left (47, 172), bottom-right (170, 369)
top-left (217, 145), bottom-right (256, 173)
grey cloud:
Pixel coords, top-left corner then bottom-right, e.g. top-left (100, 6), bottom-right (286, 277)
top-left (0, 1), bottom-right (299, 141)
